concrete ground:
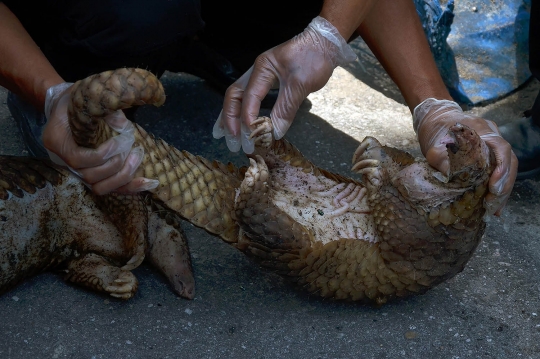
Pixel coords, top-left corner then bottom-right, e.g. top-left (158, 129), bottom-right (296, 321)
top-left (1, 45), bottom-right (540, 358)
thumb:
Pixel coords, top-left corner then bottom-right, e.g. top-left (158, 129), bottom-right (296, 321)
top-left (271, 115), bottom-right (294, 140)
top-left (425, 146), bottom-right (450, 178)
top-left (269, 85), bottom-right (305, 139)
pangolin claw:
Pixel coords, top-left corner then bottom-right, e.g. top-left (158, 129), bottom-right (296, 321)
top-left (249, 117), bottom-right (274, 149)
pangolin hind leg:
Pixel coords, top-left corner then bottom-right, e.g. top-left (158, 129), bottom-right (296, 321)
top-left (91, 193), bottom-right (148, 271)
top-left (64, 253), bottom-right (138, 299)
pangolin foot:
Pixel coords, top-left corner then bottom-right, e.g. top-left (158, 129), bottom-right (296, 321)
top-left (243, 155), bottom-right (270, 191)
top-left (103, 270), bottom-right (139, 300)
top-left (352, 136), bottom-right (384, 164)
top-left (65, 254), bottom-right (139, 300)
top-left (351, 138), bottom-right (386, 192)
top-left (249, 116), bottom-right (273, 149)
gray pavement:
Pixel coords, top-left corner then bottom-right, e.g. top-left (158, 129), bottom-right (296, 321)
top-left (1, 55), bottom-right (540, 358)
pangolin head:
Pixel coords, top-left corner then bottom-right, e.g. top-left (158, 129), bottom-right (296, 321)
top-left (441, 123), bottom-right (492, 187)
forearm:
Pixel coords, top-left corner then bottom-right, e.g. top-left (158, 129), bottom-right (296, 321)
top-left (314, 1), bottom-right (514, 216)
top-left (320, 0), bottom-right (376, 41)
top-left (0, 3), bottom-right (63, 112)
top-left (355, 0), bottom-right (452, 111)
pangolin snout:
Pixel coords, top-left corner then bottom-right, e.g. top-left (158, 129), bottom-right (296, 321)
top-left (440, 123), bottom-right (480, 156)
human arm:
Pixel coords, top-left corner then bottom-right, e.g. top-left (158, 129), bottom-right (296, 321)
top-left (214, 0), bottom-right (376, 152)
top-left (0, 2), bottom-right (62, 109)
top-left (355, 0), bottom-right (517, 215)
top-left (216, 0), bottom-right (516, 215)
top-left (0, 3), bottom-right (157, 195)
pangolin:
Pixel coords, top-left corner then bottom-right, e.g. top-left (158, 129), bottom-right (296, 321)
top-left (0, 68), bottom-right (493, 305)
top-left (0, 156), bottom-right (195, 300)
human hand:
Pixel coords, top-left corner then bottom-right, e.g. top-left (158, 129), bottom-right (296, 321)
top-left (213, 16), bottom-right (357, 153)
top-left (413, 98), bottom-right (518, 216)
top-left (42, 83), bottom-right (159, 195)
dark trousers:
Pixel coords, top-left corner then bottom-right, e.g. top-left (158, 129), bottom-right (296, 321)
top-left (530, 0), bottom-right (540, 123)
top-left (200, 1), bottom-right (323, 74)
top-left (4, 0), bottom-right (322, 83)
top-left (4, 0), bottom-right (205, 82)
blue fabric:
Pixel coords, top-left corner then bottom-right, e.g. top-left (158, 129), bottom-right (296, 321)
top-left (416, 0), bottom-right (532, 105)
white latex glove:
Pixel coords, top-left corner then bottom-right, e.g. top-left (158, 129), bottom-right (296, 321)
top-left (213, 16), bottom-right (357, 153)
top-left (413, 98), bottom-right (518, 216)
top-left (43, 82), bottom-right (159, 195)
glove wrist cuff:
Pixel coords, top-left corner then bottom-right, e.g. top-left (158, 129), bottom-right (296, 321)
top-left (44, 82), bottom-right (73, 120)
top-left (308, 16), bottom-right (357, 66)
top-left (412, 97), bottom-right (462, 133)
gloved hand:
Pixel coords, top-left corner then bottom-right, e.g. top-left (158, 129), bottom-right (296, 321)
top-left (213, 16), bottom-right (357, 153)
top-left (413, 98), bottom-right (518, 216)
top-left (42, 82), bottom-right (159, 195)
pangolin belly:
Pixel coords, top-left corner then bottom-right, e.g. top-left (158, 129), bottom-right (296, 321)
top-left (1, 68), bottom-right (492, 305)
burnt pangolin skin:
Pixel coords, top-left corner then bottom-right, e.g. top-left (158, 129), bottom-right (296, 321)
top-left (0, 69), bottom-right (213, 300)
top-left (0, 156), bottom-right (194, 299)
top-left (1, 68), bottom-right (492, 305)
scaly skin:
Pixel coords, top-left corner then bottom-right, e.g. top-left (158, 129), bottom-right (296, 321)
top-left (67, 68), bottom-right (242, 244)
top-left (1, 68), bottom-right (492, 305)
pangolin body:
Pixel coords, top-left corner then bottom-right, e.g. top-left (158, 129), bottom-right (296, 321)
top-left (0, 68), bottom-right (492, 304)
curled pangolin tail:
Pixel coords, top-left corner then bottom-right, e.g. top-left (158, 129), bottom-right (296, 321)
top-left (132, 125), bottom-right (243, 243)
top-left (68, 68), bottom-right (166, 149)
top-left (68, 68), bottom-right (242, 247)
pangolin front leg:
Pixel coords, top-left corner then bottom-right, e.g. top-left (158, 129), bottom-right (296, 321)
top-left (352, 136), bottom-right (415, 175)
top-left (351, 138), bottom-right (387, 194)
top-left (352, 136), bottom-right (415, 195)
top-left (65, 253), bottom-right (138, 300)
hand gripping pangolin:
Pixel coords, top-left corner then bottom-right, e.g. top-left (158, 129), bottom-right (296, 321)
top-left (1, 68), bottom-right (493, 305)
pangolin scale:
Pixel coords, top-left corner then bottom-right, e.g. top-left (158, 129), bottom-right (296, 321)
top-left (0, 68), bottom-right (493, 305)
